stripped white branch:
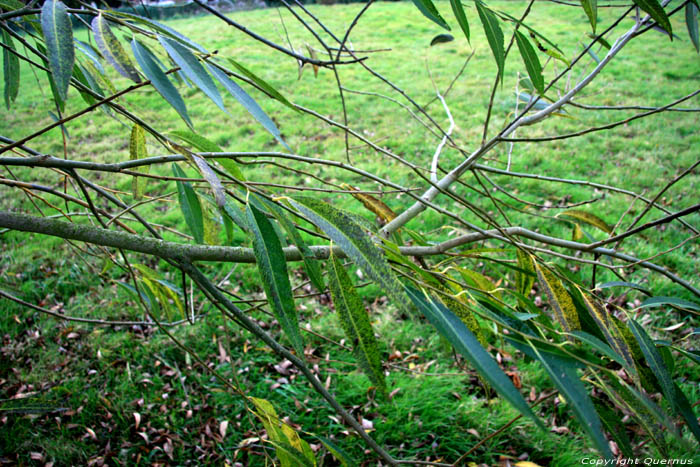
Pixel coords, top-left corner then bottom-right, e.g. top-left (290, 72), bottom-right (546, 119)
top-left (430, 92), bottom-right (454, 183)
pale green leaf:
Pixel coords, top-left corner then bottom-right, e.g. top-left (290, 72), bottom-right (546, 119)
top-left (129, 124), bottom-right (148, 199)
top-left (92, 14), bottom-right (140, 83)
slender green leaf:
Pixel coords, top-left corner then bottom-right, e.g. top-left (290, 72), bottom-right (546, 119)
top-left (131, 38), bottom-right (192, 128)
top-left (173, 163), bottom-right (204, 244)
top-left (111, 11), bottom-right (208, 53)
top-left (0, 0), bottom-right (24, 11)
top-left (514, 30), bottom-right (543, 95)
top-left (247, 203), bottom-right (303, 355)
top-left (633, 0), bottom-right (672, 38)
top-left (410, 0), bottom-right (450, 30)
top-left (207, 63), bottom-right (290, 151)
top-left (74, 39), bottom-right (104, 73)
top-left (581, 0), bottom-right (597, 33)
top-left (596, 281), bottom-right (650, 295)
top-left (449, 0), bottom-right (470, 42)
top-left (41, 0), bottom-right (74, 101)
top-left (407, 287), bottom-right (543, 429)
top-left (227, 58), bottom-right (297, 112)
top-left (524, 342), bottom-right (613, 458)
top-left (158, 35), bottom-right (225, 113)
top-left (515, 250), bottom-right (536, 310)
top-left (92, 14), bottom-right (140, 83)
top-left (673, 382), bottom-right (700, 442)
top-left (687, 3), bottom-right (699, 53)
top-left (2, 29), bottom-right (19, 109)
top-left (569, 330), bottom-right (627, 367)
top-left (328, 252), bottom-right (385, 393)
top-left (475, 0), bottom-right (504, 82)
top-left (310, 435), bottom-right (355, 467)
top-left (594, 402), bottom-right (634, 458)
top-left (170, 129), bottom-right (221, 152)
top-left (255, 195), bottom-right (324, 292)
top-left (627, 319), bottom-right (676, 411)
top-left (288, 197), bottom-right (411, 315)
top-left (638, 296), bottom-right (700, 312)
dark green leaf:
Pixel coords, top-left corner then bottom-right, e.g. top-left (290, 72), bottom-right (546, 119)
top-left (41, 0), bottom-right (74, 101)
top-left (207, 64), bottom-right (290, 151)
top-left (673, 383), bottom-right (700, 442)
top-left (255, 195), bottom-right (324, 292)
top-left (2, 29), bottom-right (19, 109)
top-left (310, 435), bottom-right (355, 467)
top-left (570, 330), bottom-right (627, 367)
top-left (633, 0), bottom-right (672, 38)
top-left (247, 203), bottom-right (303, 355)
top-left (587, 32), bottom-right (611, 50)
top-left (430, 33), bottom-right (454, 46)
top-left (475, 0), bottom-right (504, 82)
top-left (411, 0), bottom-right (451, 30)
top-left (524, 341), bottom-right (613, 458)
top-left (158, 35), bottom-right (225, 113)
top-left (328, 252), bottom-right (385, 393)
top-left (638, 296), bottom-right (700, 312)
top-left (686, 3), bottom-right (699, 53)
top-left (172, 163), bottom-right (204, 244)
top-left (92, 14), bottom-right (141, 83)
top-left (449, 0), bottom-right (470, 42)
top-left (627, 319), bottom-right (675, 409)
top-left (594, 402), bottom-right (634, 458)
top-left (514, 30), bottom-right (543, 95)
top-left (131, 38), bottom-right (192, 128)
top-left (581, 0), bottom-right (597, 33)
top-left (288, 197), bottom-right (411, 315)
top-left (407, 288), bottom-right (543, 429)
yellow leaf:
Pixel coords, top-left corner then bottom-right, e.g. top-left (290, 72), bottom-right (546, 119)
top-left (557, 209), bottom-right (612, 234)
top-left (534, 262), bottom-right (580, 332)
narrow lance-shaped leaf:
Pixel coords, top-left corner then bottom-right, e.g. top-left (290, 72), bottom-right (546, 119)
top-left (687, 2), bottom-right (700, 53)
top-left (535, 263), bottom-right (581, 333)
top-left (227, 58), bottom-right (297, 111)
top-left (627, 318), bottom-right (699, 442)
top-left (254, 195), bottom-right (324, 292)
top-left (131, 38), bottom-right (192, 128)
top-left (207, 63), bottom-right (290, 151)
top-left (514, 30), bottom-right (544, 95)
top-left (41, 0), bottom-right (74, 101)
top-left (632, 0), bottom-right (672, 38)
top-left (581, 0), bottom-right (597, 33)
top-left (74, 39), bottom-right (104, 73)
top-left (172, 163), bottom-right (204, 244)
top-left (475, 0), bottom-right (504, 82)
top-left (343, 184), bottom-right (396, 223)
top-left (411, 0), bottom-right (451, 30)
top-left (129, 124), bottom-right (149, 199)
top-left (556, 209), bottom-right (612, 234)
top-left (637, 296), bottom-right (700, 312)
top-left (246, 203), bottom-right (304, 355)
top-left (449, 0), bottom-right (470, 42)
top-left (92, 14), bottom-right (141, 83)
top-left (158, 35), bottom-right (226, 113)
top-left (407, 288), bottom-right (543, 429)
top-left (328, 252), bottom-right (386, 393)
top-left (288, 197), bottom-right (411, 315)
top-left (169, 128), bottom-right (246, 181)
top-left (430, 34), bottom-right (454, 46)
top-left (2, 29), bottom-right (20, 109)
top-left (522, 341), bottom-right (613, 458)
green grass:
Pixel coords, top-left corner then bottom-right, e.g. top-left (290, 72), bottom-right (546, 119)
top-left (1, 0), bottom-right (699, 465)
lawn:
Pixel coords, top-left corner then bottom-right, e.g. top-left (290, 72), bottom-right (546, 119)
top-left (1, 0), bottom-right (699, 465)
